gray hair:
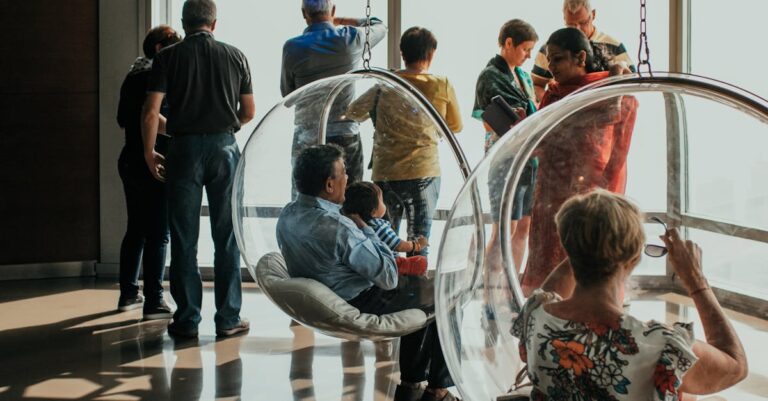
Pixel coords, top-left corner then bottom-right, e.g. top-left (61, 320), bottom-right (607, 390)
top-left (182, 0), bottom-right (217, 29)
top-left (563, 0), bottom-right (592, 13)
top-left (302, 0), bottom-right (333, 18)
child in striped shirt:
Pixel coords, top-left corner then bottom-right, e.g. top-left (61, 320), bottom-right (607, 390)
top-left (343, 181), bottom-right (429, 276)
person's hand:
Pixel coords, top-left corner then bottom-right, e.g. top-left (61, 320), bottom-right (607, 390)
top-left (144, 150), bottom-right (166, 182)
top-left (333, 17), bottom-right (360, 26)
top-left (661, 228), bottom-right (707, 293)
top-left (609, 62), bottom-right (632, 76)
top-left (512, 107), bottom-right (527, 125)
top-left (346, 213), bottom-right (367, 229)
top-left (416, 235), bottom-right (429, 249)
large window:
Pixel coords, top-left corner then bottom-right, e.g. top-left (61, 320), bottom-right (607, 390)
top-left (165, 0), bottom-right (388, 266)
top-left (402, 0), bottom-right (669, 208)
top-left (153, 1), bottom-right (768, 305)
top-left (691, 1), bottom-right (768, 99)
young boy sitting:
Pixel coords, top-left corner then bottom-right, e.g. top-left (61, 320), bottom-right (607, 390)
top-left (342, 181), bottom-right (429, 276)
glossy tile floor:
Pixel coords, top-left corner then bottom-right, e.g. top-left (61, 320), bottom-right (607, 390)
top-left (0, 278), bottom-right (765, 401)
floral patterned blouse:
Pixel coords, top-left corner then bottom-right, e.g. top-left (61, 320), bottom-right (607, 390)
top-left (512, 290), bottom-right (698, 401)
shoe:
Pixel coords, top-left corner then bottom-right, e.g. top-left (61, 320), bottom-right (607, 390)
top-left (216, 318), bottom-right (250, 337)
top-left (496, 395), bottom-right (529, 401)
top-left (167, 321), bottom-right (198, 339)
top-left (394, 382), bottom-right (425, 401)
top-left (117, 294), bottom-right (145, 311)
top-left (143, 300), bottom-right (173, 320)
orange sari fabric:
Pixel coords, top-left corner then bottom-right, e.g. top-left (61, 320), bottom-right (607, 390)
top-left (522, 71), bottom-right (639, 290)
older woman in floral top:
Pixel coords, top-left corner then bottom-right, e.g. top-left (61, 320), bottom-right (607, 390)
top-left (512, 190), bottom-right (747, 400)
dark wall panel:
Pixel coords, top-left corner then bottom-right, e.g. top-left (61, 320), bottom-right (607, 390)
top-left (0, 0), bottom-right (99, 264)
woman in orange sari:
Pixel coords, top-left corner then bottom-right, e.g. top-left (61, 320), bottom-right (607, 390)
top-left (521, 27), bottom-right (638, 294)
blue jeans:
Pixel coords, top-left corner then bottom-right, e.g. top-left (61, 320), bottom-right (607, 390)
top-left (375, 177), bottom-right (440, 256)
top-left (165, 133), bottom-right (242, 331)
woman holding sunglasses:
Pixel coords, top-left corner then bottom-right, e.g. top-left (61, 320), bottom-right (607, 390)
top-left (512, 189), bottom-right (747, 400)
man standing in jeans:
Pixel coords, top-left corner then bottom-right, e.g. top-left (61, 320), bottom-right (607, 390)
top-left (142, 0), bottom-right (255, 338)
top-left (281, 0), bottom-right (387, 187)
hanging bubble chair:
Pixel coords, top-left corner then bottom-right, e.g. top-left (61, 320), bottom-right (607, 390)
top-left (232, 68), bottom-right (473, 340)
top-left (434, 73), bottom-right (768, 400)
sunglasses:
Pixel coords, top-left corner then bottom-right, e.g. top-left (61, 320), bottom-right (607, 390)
top-left (643, 216), bottom-right (668, 258)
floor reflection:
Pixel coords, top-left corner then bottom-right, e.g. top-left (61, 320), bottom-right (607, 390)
top-left (289, 321), bottom-right (398, 401)
top-left (0, 278), bottom-right (764, 400)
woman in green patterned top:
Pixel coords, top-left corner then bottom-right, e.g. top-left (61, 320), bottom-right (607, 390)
top-left (473, 19), bottom-right (539, 296)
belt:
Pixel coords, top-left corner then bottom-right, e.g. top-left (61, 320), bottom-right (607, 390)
top-left (169, 131), bottom-right (233, 137)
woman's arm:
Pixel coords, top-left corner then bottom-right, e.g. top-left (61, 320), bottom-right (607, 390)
top-left (663, 229), bottom-right (748, 394)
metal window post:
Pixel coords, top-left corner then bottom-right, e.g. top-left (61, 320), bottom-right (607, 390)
top-left (669, 0), bottom-right (691, 74)
top-left (387, 0), bottom-right (401, 70)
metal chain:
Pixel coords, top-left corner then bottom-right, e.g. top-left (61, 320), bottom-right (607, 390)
top-left (362, 0), bottom-right (372, 70)
top-left (637, 0), bottom-right (653, 76)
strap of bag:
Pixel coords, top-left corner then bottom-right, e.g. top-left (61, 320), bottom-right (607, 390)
top-left (369, 88), bottom-right (382, 127)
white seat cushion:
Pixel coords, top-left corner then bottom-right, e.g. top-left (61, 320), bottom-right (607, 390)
top-left (255, 252), bottom-right (429, 340)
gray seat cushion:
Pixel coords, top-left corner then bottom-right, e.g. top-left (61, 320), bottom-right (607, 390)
top-left (255, 252), bottom-right (429, 340)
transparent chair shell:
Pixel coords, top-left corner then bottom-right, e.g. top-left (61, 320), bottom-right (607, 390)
top-left (232, 68), bottom-right (472, 340)
top-left (434, 73), bottom-right (768, 400)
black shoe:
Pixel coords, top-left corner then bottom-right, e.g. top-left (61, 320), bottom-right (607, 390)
top-left (216, 318), bottom-right (250, 337)
top-left (143, 301), bottom-right (173, 320)
top-left (117, 294), bottom-right (145, 311)
top-left (394, 382), bottom-right (424, 401)
top-left (167, 321), bottom-right (198, 339)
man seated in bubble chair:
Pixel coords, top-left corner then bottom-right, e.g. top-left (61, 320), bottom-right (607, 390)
top-left (276, 143), bottom-right (462, 401)
top-left (510, 189), bottom-right (747, 401)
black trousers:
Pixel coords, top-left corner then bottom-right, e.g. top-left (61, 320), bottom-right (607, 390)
top-left (117, 148), bottom-right (169, 304)
top-left (349, 276), bottom-right (453, 388)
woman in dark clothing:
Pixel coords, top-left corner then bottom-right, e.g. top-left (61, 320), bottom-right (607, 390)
top-left (116, 25), bottom-right (180, 318)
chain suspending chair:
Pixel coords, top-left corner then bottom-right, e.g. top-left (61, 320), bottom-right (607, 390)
top-left (232, 0), bottom-right (479, 341)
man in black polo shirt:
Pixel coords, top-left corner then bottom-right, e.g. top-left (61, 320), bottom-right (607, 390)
top-left (141, 0), bottom-right (255, 338)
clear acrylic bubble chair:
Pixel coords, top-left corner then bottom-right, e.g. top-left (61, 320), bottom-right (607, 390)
top-left (433, 73), bottom-right (768, 400)
top-left (232, 68), bottom-right (472, 340)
